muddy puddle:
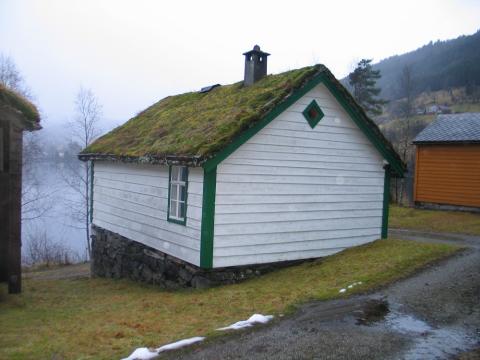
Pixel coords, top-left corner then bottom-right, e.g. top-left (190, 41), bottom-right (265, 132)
top-left (356, 299), bottom-right (478, 359)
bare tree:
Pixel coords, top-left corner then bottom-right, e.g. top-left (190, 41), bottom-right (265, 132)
top-left (21, 132), bottom-right (55, 221)
top-left (0, 54), bottom-right (31, 98)
top-left (23, 229), bottom-right (78, 267)
top-left (395, 65), bottom-right (416, 204)
top-left (0, 54), bottom-right (54, 220)
top-left (62, 87), bottom-right (102, 258)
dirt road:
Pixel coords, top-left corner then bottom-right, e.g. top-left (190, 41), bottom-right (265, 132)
top-left (163, 231), bottom-right (480, 360)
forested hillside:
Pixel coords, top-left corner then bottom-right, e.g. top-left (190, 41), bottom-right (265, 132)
top-left (373, 30), bottom-right (480, 100)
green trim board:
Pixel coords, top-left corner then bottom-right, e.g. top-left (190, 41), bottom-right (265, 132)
top-left (204, 73), bottom-right (405, 176)
top-left (381, 167), bottom-right (391, 239)
top-left (302, 100), bottom-right (324, 129)
top-left (167, 165), bottom-right (189, 226)
top-left (200, 167), bottom-right (217, 268)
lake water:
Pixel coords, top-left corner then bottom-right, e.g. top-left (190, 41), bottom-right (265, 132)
top-left (22, 160), bottom-right (87, 263)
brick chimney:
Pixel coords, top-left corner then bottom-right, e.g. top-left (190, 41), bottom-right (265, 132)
top-left (243, 45), bottom-right (270, 86)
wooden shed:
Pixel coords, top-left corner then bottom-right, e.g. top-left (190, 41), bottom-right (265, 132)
top-left (0, 85), bottom-right (41, 293)
top-left (413, 113), bottom-right (480, 210)
top-left (79, 46), bottom-right (405, 287)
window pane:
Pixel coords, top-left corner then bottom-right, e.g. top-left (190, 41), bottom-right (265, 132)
top-left (170, 199), bottom-right (178, 217)
top-left (180, 167), bottom-right (188, 182)
top-left (179, 202), bottom-right (186, 219)
top-left (171, 166), bottom-right (179, 181)
top-left (179, 184), bottom-right (186, 201)
top-left (171, 183), bottom-right (178, 201)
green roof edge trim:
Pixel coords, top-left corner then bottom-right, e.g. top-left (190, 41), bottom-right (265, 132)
top-left (321, 78), bottom-right (404, 177)
top-left (200, 166), bottom-right (216, 268)
top-left (203, 73), bottom-right (405, 176)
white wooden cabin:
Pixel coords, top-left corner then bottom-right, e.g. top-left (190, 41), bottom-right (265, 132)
top-left (81, 46), bottom-right (405, 272)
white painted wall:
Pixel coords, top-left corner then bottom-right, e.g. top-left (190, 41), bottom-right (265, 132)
top-left (92, 162), bottom-right (203, 266)
top-left (213, 82), bottom-right (386, 267)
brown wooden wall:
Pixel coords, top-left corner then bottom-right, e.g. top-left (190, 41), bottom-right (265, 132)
top-left (0, 114), bottom-right (24, 293)
top-left (414, 144), bottom-right (480, 208)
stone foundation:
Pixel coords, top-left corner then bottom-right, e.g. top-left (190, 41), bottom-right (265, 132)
top-left (91, 226), bottom-right (312, 288)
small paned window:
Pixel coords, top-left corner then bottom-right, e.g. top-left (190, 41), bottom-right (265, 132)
top-left (302, 100), bottom-right (324, 129)
top-left (168, 166), bottom-right (188, 224)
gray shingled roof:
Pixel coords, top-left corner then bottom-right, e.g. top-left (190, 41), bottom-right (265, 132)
top-left (413, 113), bottom-right (480, 143)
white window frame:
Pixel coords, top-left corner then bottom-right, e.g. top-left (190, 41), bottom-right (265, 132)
top-left (168, 165), bottom-right (188, 224)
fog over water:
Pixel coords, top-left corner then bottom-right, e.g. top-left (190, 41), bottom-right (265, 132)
top-left (22, 158), bottom-right (87, 263)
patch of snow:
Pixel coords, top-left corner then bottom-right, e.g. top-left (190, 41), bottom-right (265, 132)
top-left (121, 337), bottom-right (205, 360)
top-left (217, 314), bottom-right (274, 331)
top-left (342, 281), bottom-right (363, 292)
top-left (121, 347), bottom-right (158, 360)
top-left (157, 337), bottom-right (205, 353)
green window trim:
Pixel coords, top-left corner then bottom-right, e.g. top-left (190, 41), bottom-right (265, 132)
top-left (381, 166), bottom-right (391, 239)
top-left (167, 165), bottom-right (189, 226)
top-left (200, 166), bottom-right (216, 268)
top-left (302, 99), bottom-right (324, 129)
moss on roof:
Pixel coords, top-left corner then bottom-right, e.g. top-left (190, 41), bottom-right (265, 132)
top-left (82, 65), bottom-right (322, 159)
top-left (81, 64), bottom-right (405, 175)
top-left (0, 84), bottom-right (40, 130)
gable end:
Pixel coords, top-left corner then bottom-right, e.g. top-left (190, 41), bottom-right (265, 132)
top-left (203, 72), bottom-right (405, 177)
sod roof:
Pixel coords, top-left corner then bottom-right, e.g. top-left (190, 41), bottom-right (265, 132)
top-left (0, 84), bottom-right (41, 131)
top-left (80, 64), bottom-right (404, 175)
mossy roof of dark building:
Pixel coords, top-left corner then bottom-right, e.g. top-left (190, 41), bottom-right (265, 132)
top-left (80, 64), bottom-right (405, 174)
top-left (0, 84), bottom-right (41, 130)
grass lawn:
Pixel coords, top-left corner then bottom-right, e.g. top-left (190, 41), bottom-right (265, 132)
top-left (390, 205), bottom-right (480, 235)
top-left (0, 239), bottom-right (459, 360)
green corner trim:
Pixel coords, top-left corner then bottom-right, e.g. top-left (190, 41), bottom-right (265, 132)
top-left (381, 167), bottom-right (391, 239)
top-left (167, 165), bottom-right (189, 226)
top-left (203, 73), bottom-right (404, 176)
top-left (302, 99), bottom-right (324, 129)
top-left (200, 166), bottom-right (217, 268)
top-left (89, 161), bottom-right (94, 223)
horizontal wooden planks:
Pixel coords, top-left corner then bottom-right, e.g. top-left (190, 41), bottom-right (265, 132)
top-left (415, 145), bottom-right (480, 207)
top-left (93, 162), bottom-right (203, 266)
top-left (213, 82), bottom-right (385, 267)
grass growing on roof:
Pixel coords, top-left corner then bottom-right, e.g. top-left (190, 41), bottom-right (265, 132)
top-left (390, 205), bottom-right (480, 235)
top-left (82, 65), bottom-right (321, 158)
top-left (0, 238), bottom-right (459, 360)
top-left (0, 84), bottom-right (40, 129)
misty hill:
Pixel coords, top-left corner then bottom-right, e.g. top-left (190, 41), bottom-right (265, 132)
top-left (371, 30), bottom-right (480, 100)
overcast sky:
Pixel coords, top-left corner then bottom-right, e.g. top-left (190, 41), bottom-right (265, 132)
top-left (1, 0), bottom-right (479, 134)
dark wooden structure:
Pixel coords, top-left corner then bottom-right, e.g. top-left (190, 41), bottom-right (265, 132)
top-left (0, 85), bottom-right (40, 293)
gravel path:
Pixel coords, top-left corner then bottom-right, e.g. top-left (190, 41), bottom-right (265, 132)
top-left (163, 231), bottom-right (480, 360)
top-left (23, 263), bottom-right (90, 281)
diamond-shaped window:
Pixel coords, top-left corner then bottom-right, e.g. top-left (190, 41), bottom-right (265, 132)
top-left (302, 100), bottom-right (324, 129)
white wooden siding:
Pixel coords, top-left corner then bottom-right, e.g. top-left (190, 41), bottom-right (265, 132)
top-left (92, 162), bottom-right (203, 266)
top-left (213, 82), bottom-right (385, 267)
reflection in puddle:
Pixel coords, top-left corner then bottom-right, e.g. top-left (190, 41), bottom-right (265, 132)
top-left (384, 311), bottom-right (477, 359)
top-left (356, 300), bottom-right (478, 359)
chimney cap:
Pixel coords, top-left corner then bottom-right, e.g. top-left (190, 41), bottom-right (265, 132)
top-left (243, 45), bottom-right (270, 57)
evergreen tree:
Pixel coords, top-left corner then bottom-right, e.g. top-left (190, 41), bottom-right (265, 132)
top-left (348, 59), bottom-right (386, 116)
